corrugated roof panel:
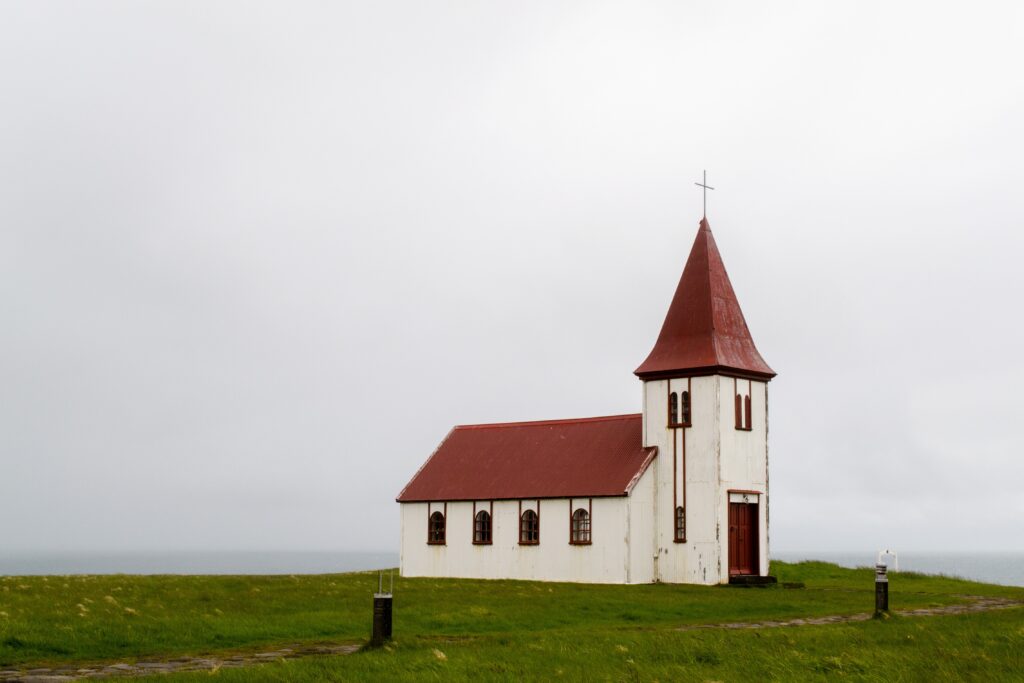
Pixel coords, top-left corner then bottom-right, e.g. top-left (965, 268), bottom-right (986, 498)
top-left (396, 414), bottom-right (657, 502)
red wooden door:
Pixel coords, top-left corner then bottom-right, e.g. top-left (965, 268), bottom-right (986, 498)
top-left (729, 503), bottom-right (759, 575)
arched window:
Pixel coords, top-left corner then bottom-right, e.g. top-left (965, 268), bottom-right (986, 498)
top-left (428, 511), bottom-right (446, 545)
top-left (473, 510), bottom-right (492, 544)
top-left (735, 393), bottom-right (743, 429)
top-left (519, 509), bottom-right (539, 544)
top-left (675, 506), bottom-right (686, 542)
top-left (669, 392), bottom-right (679, 425)
top-left (744, 395), bottom-right (752, 430)
top-left (681, 390), bottom-right (691, 425)
top-left (571, 508), bottom-right (591, 544)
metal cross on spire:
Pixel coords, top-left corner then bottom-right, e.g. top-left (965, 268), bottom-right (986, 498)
top-left (694, 170), bottom-right (714, 217)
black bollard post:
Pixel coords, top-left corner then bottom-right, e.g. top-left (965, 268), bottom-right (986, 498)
top-left (371, 572), bottom-right (393, 647)
top-left (874, 564), bottom-right (889, 614)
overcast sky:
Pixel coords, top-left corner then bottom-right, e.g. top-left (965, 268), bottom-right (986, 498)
top-left (2, 1), bottom-right (1022, 556)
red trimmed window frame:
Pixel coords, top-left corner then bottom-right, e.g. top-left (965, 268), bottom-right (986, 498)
top-left (569, 498), bottom-right (592, 546)
top-left (427, 502), bottom-right (447, 545)
top-left (518, 500), bottom-right (540, 545)
top-left (734, 378), bottom-right (753, 431)
top-left (472, 501), bottom-right (493, 545)
top-left (669, 378), bottom-right (690, 543)
top-left (667, 379), bottom-right (692, 428)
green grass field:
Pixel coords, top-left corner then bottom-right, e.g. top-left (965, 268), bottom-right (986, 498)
top-left (2, 562), bottom-right (1022, 681)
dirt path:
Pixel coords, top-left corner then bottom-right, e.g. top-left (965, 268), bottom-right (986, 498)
top-left (677, 595), bottom-right (1022, 632)
top-left (0, 643), bottom-right (360, 682)
top-left (2, 596), bottom-right (1020, 681)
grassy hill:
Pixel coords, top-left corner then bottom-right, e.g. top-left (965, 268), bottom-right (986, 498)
top-left (1, 561), bottom-right (1022, 680)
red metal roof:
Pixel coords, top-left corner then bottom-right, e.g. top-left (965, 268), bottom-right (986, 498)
top-left (634, 218), bottom-right (775, 380)
top-left (396, 414), bottom-right (657, 502)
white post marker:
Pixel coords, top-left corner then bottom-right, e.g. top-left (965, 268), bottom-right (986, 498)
top-left (876, 549), bottom-right (899, 571)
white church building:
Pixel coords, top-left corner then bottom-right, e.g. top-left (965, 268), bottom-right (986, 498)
top-left (397, 217), bottom-right (776, 585)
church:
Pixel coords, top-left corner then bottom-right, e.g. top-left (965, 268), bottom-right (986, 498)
top-left (397, 215), bottom-right (776, 585)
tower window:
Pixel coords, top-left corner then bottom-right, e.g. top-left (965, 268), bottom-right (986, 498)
top-left (670, 388), bottom-right (691, 427)
top-left (473, 510), bottom-right (492, 544)
top-left (519, 509), bottom-right (539, 544)
top-left (735, 379), bottom-right (753, 431)
top-left (428, 511), bottom-right (446, 545)
top-left (734, 393), bottom-right (753, 430)
top-left (675, 506), bottom-right (686, 542)
top-left (571, 508), bottom-right (591, 544)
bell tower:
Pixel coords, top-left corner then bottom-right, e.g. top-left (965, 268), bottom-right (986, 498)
top-left (635, 217), bottom-right (775, 584)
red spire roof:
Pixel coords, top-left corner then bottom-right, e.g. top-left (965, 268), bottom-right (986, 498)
top-left (634, 218), bottom-right (775, 380)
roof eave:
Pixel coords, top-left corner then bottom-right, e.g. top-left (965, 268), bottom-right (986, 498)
top-left (397, 493), bottom-right (633, 504)
top-left (394, 425), bottom-right (457, 502)
top-left (623, 446), bottom-right (659, 495)
top-left (634, 364), bottom-right (777, 382)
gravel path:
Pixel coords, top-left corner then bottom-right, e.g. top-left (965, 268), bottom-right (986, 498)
top-left (676, 595), bottom-right (1022, 632)
top-left (0, 643), bottom-right (359, 682)
top-left (2, 595), bottom-right (1020, 681)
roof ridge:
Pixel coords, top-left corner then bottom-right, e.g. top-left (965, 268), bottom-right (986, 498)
top-left (455, 413), bottom-right (641, 430)
top-left (701, 221), bottom-right (719, 340)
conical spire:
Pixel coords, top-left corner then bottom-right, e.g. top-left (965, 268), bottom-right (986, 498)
top-left (634, 218), bottom-right (775, 380)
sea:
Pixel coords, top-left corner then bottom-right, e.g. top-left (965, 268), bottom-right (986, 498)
top-left (771, 551), bottom-right (1024, 588)
top-left (0, 551), bottom-right (399, 577)
top-left (0, 550), bottom-right (1021, 587)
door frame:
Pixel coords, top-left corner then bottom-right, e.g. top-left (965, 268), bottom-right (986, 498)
top-left (728, 490), bottom-right (761, 576)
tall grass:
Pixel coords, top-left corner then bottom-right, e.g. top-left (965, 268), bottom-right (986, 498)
top-left (1, 561), bottom-right (1021, 679)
